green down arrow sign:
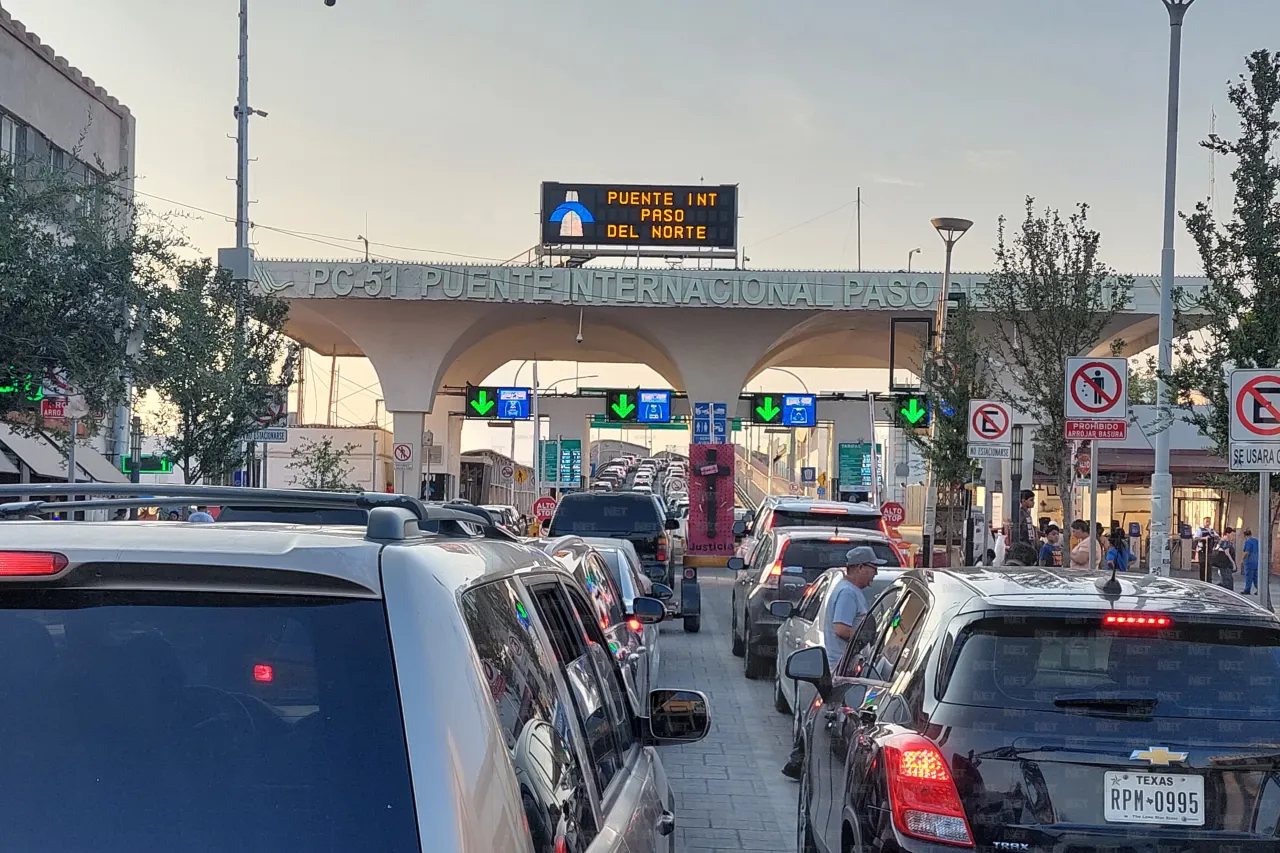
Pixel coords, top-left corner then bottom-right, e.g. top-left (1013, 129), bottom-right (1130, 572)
top-left (755, 396), bottom-right (781, 423)
top-left (900, 398), bottom-right (927, 425)
top-left (611, 393), bottom-right (636, 419)
top-left (470, 389), bottom-right (496, 416)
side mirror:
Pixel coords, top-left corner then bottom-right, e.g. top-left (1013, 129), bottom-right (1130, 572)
top-left (726, 557), bottom-right (745, 571)
top-left (646, 689), bottom-right (711, 745)
top-left (769, 600), bottom-right (793, 619)
top-left (650, 582), bottom-right (674, 601)
top-left (785, 646), bottom-right (832, 699)
top-left (665, 517), bottom-right (680, 530)
top-left (631, 597), bottom-right (666, 624)
top-left (732, 520), bottom-right (747, 536)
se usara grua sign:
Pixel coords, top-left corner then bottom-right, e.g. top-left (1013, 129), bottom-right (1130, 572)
top-left (541, 182), bottom-right (738, 249)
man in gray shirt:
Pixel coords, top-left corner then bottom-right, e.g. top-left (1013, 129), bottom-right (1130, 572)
top-left (782, 545), bottom-right (885, 780)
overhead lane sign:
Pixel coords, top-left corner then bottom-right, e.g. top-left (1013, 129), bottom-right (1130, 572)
top-left (966, 400), bottom-right (1012, 458)
top-left (605, 388), bottom-right (672, 424)
top-left (1229, 369), bottom-right (1280, 471)
top-left (750, 393), bottom-right (815, 427)
top-left (541, 182), bottom-right (738, 249)
top-left (1064, 356), bottom-right (1129, 441)
top-left (466, 385), bottom-right (530, 420)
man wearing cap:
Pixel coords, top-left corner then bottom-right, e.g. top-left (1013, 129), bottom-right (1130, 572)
top-left (781, 544), bottom-right (884, 780)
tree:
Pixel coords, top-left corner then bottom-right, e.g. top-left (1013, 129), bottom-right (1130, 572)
top-left (979, 198), bottom-right (1133, 538)
top-left (897, 298), bottom-right (993, 559)
top-left (1168, 50), bottom-right (1280, 499)
top-left (0, 152), bottom-right (172, 426)
top-left (140, 258), bottom-right (293, 483)
top-left (288, 436), bottom-right (360, 491)
top-left (1128, 357), bottom-right (1158, 405)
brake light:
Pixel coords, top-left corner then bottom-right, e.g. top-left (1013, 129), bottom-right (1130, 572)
top-left (657, 535), bottom-right (668, 563)
top-left (810, 507), bottom-right (848, 515)
top-left (253, 664), bottom-right (274, 683)
top-left (829, 537), bottom-right (851, 543)
top-left (763, 559), bottom-right (783, 588)
top-left (627, 618), bottom-right (642, 632)
top-left (883, 733), bottom-right (973, 847)
top-left (0, 551), bottom-right (68, 576)
top-left (1103, 613), bottom-right (1171, 628)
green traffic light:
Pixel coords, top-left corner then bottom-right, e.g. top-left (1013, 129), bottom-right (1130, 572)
top-left (605, 389), bottom-right (640, 422)
top-left (611, 393), bottom-right (636, 419)
top-left (755, 395), bottom-right (781, 422)
top-left (898, 395), bottom-right (929, 427)
top-left (466, 385), bottom-right (498, 418)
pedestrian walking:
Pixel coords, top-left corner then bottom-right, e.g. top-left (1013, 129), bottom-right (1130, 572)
top-left (1242, 528), bottom-right (1260, 595)
top-left (1210, 539), bottom-right (1236, 590)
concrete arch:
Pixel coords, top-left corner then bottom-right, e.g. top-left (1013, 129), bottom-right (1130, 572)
top-left (744, 310), bottom-right (912, 385)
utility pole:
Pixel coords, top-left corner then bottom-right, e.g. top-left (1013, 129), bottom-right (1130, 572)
top-left (856, 187), bottom-right (863, 272)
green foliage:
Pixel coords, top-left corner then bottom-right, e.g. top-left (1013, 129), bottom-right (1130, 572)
top-left (897, 298), bottom-right (990, 488)
top-left (1169, 49), bottom-right (1280, 495)
top-left (0, 154), bottom-right (173, 425)
top-left (1128, 356), bottom-right (1158, 405)
top-left (287, 436), bottom-right (360, 492)
top-left (979, 198), bottom-right (1133, 512)
top-left (140, 259), bottom-right (293, 484)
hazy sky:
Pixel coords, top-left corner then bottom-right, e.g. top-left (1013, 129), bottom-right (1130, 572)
top-left (8, 0), bottom-right (1273, 459)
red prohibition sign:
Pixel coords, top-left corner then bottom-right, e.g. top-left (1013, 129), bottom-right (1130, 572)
top-left (1236, 375), bottom-right (1280, 436)
top-left (393, 443), bottom-right (413, 462)
top-left (972, 404), bottom-right (1009, 440)
top-left (1071, 361), bottom-right (1123, 414)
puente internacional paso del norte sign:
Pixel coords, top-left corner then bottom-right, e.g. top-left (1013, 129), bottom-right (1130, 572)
top-left (254, 260), bottom-right (1183, 314)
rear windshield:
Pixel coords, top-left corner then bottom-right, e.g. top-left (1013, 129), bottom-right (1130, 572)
top-left (941, 614), bottom-right (1280, 720)
top-left (0, 591), bottom-right (420, 851)
top-left (772, 509), bottom-right (881, 531)
top-left (549, 495), bottom-right (661, 536)
top-left (215, 506), bottom-right (370, 526)
top-left (780, 540), bottom-right (902, 581)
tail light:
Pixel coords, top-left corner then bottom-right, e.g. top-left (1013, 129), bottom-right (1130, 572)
top-left (762, 559), bottom-right (783, 589)
top-left (1103, 613), bottom-right (1171, 628)
top-left (883, 733), bottom-right (973, 847)
top-left (627, 617), bottom-right (643, 632)
top-left (252, 663), bottom-right (274, 683)
top-left (0, 551), bottom-right (68, 576)
top-left (657, 535), bottom-right (668, 563)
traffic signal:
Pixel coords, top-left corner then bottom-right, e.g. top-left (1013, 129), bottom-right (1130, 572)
top-left (604, 388), bottom-right (640, 423)
top-left (464, 383), bottom-right (500, 419)
top-left (749, 393), bottom-right (784, 425)
top-left (896, 393), bottom-right (931, 430)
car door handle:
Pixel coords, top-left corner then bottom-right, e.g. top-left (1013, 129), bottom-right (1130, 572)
top-left (656, 810), bottom-right (675, 836)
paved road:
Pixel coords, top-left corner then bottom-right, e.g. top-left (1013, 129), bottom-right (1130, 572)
top-left (656, 566), bottom-right (797, 852)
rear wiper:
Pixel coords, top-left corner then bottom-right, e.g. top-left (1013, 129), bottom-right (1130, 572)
top-left (1053, 691), bottom-right (1158, 715)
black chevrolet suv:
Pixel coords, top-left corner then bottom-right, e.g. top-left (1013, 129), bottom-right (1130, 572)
top-left (784, 565), bottom-right (1280, 853)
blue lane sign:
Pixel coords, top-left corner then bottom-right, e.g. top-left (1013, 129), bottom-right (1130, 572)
top-left (693, 401), bottom-right (711, 418)
top-left (712, 402), bottom-right (728, 418)
top-left (801, 466), bottom-right (816, 483)
top-left (783, 394), bottom-right (817, 428)
top-left (497, 387), bottom-right (531, 420)
top-left (637, 389), bottom-right (672, 424)
top-left (816, 486), bottom-right (827, 498)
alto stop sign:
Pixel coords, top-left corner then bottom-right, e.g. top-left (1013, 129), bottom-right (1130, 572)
top-left (533, 496), bottom-right (557, 520)
top-left (880, 501), bottom-right (906, 528)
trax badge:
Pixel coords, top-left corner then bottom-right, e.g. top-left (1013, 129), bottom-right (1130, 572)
top-left (1130, 746), bottom-right (1188, 765)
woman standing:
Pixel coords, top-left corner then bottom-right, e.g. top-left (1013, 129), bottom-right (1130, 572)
top-left (1069, 520), bottom-right (1093, 568)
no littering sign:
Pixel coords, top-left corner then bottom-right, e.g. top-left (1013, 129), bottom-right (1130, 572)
top-left (1064, 357), bottom-right (1129, 441)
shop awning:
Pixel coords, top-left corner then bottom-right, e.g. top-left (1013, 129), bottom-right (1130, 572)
top-left (0, 423), bottom-right (127, 483)
top-left (1099, 448), bottom-right (1228, 475)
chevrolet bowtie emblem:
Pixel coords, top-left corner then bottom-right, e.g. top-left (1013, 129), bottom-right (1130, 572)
top-left (1130, 746), bottom-right (1188, 765)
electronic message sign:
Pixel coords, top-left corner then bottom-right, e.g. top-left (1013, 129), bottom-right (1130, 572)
top-left (541, 182), bottom-right (738, 249)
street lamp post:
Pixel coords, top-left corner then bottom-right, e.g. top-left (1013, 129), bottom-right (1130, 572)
top-left (907, 248), bottom-right (921, 273)
top-left (1150, 0), bottom-right (1194, 577)
top-left (920, 217), bottom-right (973, 567)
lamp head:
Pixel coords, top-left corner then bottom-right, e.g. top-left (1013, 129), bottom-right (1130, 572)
top-left (1162, 0), bottom-right (1193, 23)
top-left (931, 217), bottom-right (974, 245)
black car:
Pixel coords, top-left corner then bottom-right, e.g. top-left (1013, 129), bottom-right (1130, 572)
top-left (731, 529), bottom-right (902, 680)
top-left (784, 565), bottom-right (1280, 853)
top-left (547, 491), bottom-right (701, 631)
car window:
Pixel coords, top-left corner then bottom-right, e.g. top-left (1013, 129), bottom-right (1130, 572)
top-left (596, 550), bottom-right (640, 609)
top-left (0, 591), bottom-right (419, 852)
top-left (797, 572), bottom-right (835, 621)
top-left (583, 554), bottom-right (626, 629)
top-left (750, 536), bottom-right (778, 581)
top-left (834, 585), bottom-right (901, 677)
top-left (940, 615), bottom-right (1280, 720)
top-left (865, 592), bottom-right (928, 683)
top-left (459, 580), bottom-right (597, 853)
top-left (772, 509), bottom-right (881, 531)
top-left (214, 506), bottom-right (370, 525)
top-left (562, 585), bottom-right (635, 754)
top-left (530, 584), bottom-right (628, 795)
top-left (778, 539), bottom-right (902, 583)
top-left (548, 495), bottom-right (662, 537)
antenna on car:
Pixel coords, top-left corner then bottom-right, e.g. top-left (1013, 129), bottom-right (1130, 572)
top-left (1096, 564), bottom-right (1123, 599)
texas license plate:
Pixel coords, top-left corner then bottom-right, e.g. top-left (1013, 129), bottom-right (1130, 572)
top-left (1103, 772), bottom-right (1204, 826)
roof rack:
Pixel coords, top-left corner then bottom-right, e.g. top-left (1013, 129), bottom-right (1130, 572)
top-left (0, 483), bottom-right (517, 543)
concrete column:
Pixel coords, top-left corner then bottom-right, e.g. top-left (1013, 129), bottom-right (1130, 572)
top-left (392, 411), bottom-right (425, 496)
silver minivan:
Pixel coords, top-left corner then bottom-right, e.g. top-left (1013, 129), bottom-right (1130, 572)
top-left (0, 484), bottom-right (710, 853)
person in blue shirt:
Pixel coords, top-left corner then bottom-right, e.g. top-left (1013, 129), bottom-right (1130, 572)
top-left (1103, 531), bottom-right (1136, 572)
top-left (1242, 528), bottom-right (1260, 594)
top-left (1037, 525), bottom-right (1063, 567)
